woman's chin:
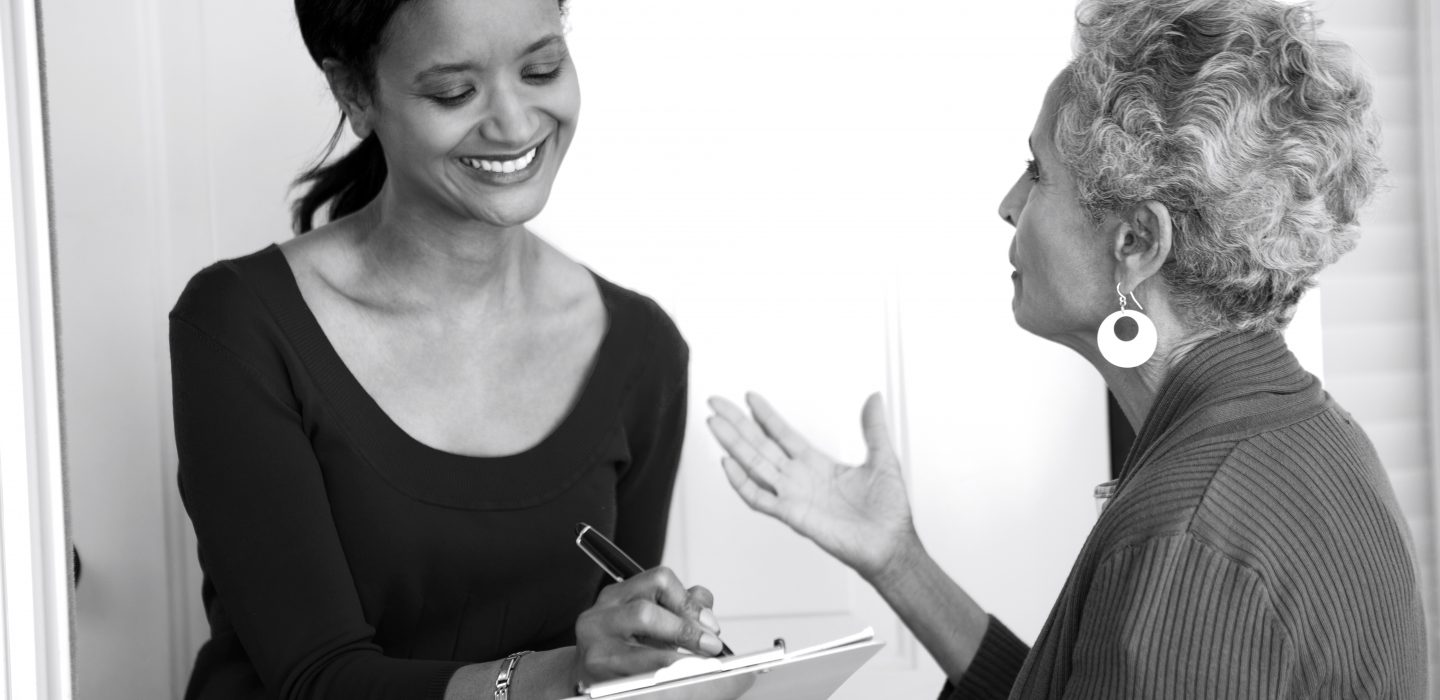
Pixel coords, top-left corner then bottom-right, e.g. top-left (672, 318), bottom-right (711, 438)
top-left (1011, 308), bottom-right (1079, 349)
top-left (446, 172), bottom-right (557, 228)
top-left (1010, 302), bottom-right (1042, 337)
top-left (461, 197), bottom-right (549, 230)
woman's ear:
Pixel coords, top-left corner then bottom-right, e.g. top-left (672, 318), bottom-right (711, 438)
top-left (322, 58), bottom-right (375, 140)
top-left (1112, 200), bottom-right (1173, 292)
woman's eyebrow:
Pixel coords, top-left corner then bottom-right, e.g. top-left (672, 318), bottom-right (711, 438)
top-left (413, 63), bottom-right (473, 83)
top-left (522, 34), bottom-right (565, 55)
top-left (411, 34), bottom-right (565, 83)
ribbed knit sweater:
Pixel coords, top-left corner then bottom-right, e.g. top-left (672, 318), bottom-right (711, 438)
top-left (941, 331), bottom-right (1427, 699)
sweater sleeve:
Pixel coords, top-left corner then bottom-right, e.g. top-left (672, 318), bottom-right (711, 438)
top-left (935, 616), bottom-right (1031, 700)
top-left (610, 299), bottom-right (689, 569)
top-left (170, 270), bottom-right (464, 699)
top-left (1060, 534), bottom-right (1295, 699)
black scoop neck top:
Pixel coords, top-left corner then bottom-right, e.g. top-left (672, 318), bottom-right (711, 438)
top-left (170, 244), bottom-right (689, 698)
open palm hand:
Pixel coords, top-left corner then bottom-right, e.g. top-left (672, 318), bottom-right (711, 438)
top-left (705, 393), bottom-right (916, 582)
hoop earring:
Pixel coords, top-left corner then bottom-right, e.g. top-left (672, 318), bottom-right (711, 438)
top-left (1097, 283), bottom-right (1157, 368)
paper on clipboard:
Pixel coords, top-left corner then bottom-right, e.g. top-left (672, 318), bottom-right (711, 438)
top-left (564, 628), bottom-right (883, 700)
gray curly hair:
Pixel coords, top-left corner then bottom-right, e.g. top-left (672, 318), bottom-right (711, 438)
top-left (1054, 0), bottom-right (1384, 333)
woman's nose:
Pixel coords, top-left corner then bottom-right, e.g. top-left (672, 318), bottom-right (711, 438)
top-left (478, 83), bottom-right (539, 146)
top-left (998, 175), bottom-right (1027, 228)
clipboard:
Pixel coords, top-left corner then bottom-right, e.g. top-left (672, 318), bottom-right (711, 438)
top-left (563, 628), bottom-right (883, 700)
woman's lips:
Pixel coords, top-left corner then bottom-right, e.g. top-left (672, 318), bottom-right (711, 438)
top-left (457, 138), bottom-right (547, 185)
top-left (460, 147), bottom-right (536, 173)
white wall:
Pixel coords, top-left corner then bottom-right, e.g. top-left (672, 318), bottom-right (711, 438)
top-left (543, 0), bottom-right (1104, 651)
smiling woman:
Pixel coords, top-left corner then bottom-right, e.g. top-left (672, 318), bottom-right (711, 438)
top-left (164, 1), bottom-right (731, 698)
top-left (291, 0), bottom-right (578, 234)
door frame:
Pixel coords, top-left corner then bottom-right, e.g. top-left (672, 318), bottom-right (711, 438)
top-left (0, 0), bottom-right (74, 697)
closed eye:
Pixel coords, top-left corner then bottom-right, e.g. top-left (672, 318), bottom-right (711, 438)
top-left (429, 88), bottom-right (475, 107)
top-left (523, 64), bottom-right (565, 85)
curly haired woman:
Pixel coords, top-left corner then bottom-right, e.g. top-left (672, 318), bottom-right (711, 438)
top-left (707, 0), bottom-right (1428, 697)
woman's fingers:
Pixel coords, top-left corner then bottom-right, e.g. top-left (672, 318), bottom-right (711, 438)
top-left (579, 567), bottom-right (726, 682)
top-left (708, 397), bottom-right (792, 464)
top-left (614, 568), bottom-right (703, 625)
top-left (577, 634), bottom-right (684, 680)
top-left (575, 568), bottom-right (733, 684)
top-left (860, 393), bottom-right (897, 464)
top-left (684, 584), bottom-right (714, 610)
top-left (613, 599), bottom-right (724, 656)
top-left (643, 567), bottom-right (693, 612)
top-left (596, 569), bottom-right (722, 653)
top-left (721, 456), bottom-right (781, 517)
top-left (744, 393), bottom-right (811, 458)
top-left (645, 572), bottom-right (720, 639)
top-left (685, 585), bottom-right (720, 634)
top-left (705, 403), bottom-right (785, 490)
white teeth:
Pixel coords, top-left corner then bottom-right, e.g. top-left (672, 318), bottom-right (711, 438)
top-left (463, 147), bottom-right (538, 174)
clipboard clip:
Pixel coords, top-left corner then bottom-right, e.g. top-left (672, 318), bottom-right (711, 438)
top-left (754, 639), bottom-right (786, 675)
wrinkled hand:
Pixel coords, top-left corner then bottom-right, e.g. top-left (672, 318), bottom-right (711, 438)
top-left (574, 567), bottom-right (725, 686)
top-left (706, 393), bottom-right (918, 582)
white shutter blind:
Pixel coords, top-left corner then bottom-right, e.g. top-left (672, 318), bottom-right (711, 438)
top-left (1313, 0), bottom-right (1439, 689)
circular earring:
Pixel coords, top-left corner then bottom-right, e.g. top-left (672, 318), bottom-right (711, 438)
top-left (1097, 283), bottom-right (1157, 368)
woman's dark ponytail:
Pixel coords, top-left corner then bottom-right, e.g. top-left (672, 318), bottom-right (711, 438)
top-left (291, 123), bottom-right (387, 233)
top-left (291, 0), bottom-right (412, 234)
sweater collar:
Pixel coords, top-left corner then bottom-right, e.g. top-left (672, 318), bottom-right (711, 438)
top-left (1118, 330), bottom-right (1323, 482)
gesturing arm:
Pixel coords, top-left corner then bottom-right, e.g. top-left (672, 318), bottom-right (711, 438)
top-left (705, 393), bottom-right (1015, 687)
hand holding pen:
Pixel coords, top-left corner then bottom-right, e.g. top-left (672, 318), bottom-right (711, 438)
top-left (573, 523), bottom-right (731, 685)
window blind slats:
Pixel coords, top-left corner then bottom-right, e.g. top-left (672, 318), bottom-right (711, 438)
top-left (1324, 324), bottom-right (1425, 372)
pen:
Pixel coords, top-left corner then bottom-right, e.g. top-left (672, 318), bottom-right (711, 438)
top-left (574, 522), bottom-right (733, 656)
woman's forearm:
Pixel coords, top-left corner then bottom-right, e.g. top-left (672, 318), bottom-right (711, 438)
top-left (868, 537), bottom-right (990, 682)
top-left (443, 647), bottom-right (579, 700)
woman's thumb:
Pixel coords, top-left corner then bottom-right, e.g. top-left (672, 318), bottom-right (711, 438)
top-left (860, 393), bottom-right (896, 461)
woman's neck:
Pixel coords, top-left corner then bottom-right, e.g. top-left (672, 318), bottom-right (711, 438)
top-left (346, 187), bottom-right (543, 314)
top-left (1098, 363), bottom-right (1168, 433)
top-left (1062, 300), bottom-right (1206, 434)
